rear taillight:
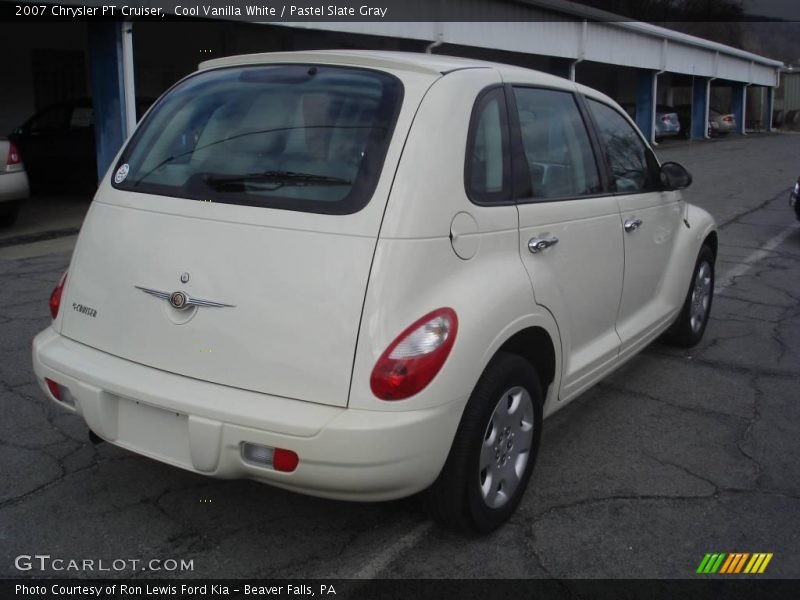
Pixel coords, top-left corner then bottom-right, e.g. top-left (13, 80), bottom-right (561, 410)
top-left (723, 115), bottom-right (734, 123)
top-left (44, 378), bottom-right (76, 407)
top-left (660, 115), bottom-right (671, 122)
top-left (7, 142), bottom-right (21, 166)
top-left (45, 378), bottom-right (61, 401)
top-left (241, 442), bottom-right (299, 472)
top-left (49, 272), bottom-right (67, 319)
top-left (273, 448), bottom-right (300, 472)
top-left (370, 308), bottom-right (458, 401)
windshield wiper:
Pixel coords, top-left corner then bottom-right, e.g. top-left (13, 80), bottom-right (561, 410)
top-left (129, 125), bottom-right (382, 187)
top-left (204, 170), bottom-right (352, 191)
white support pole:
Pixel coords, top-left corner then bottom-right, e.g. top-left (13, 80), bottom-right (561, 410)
top-left (121, 21), bottom-right (137, 137)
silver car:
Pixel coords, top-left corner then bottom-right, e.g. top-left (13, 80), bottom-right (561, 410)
top-left (0, 138), bottom-right (29, 226)
top-left (709, 109), bottom-right (737, 135)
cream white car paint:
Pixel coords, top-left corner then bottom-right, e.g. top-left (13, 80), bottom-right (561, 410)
top-left (32, 50), bottom-right (716, 502)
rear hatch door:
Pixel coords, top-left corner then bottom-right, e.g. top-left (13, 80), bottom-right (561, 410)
top-left (59, 61), bottom-right (436, 407)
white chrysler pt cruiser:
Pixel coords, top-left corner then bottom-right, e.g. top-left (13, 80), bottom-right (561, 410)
top-left (33, 51), bottom-right (717, 532)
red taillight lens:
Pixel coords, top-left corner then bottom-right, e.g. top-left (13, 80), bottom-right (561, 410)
top-left (660, 115), bottom-right (670, 122)
top-left (7, 142), bottom-right (21, 166)
top-left (370, 308), bottom-right (458, 401)
top-left (273, 448), bottom-right (299, 473)
top-left (45, 378), bottom-right (61, 401)
top-left (723, 115), bottom-right (734, 122)
top-left (49, 272), bottom-right (67, 319)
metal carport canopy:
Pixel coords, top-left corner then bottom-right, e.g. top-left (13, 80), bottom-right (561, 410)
top-left (274, 4), bottom-right (782, 87)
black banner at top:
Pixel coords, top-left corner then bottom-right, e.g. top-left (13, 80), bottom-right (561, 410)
top-left (1, 0), bottom-right (799, 22)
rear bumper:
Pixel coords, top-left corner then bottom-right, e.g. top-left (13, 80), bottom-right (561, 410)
top-left (0, 170), bottom-right (29, 202)
top-left (32, 327), bottom-right (464, 501)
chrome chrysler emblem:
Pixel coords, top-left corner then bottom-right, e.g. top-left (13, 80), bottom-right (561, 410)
top-left (135, 286), bottom-right (235, 310)
top-left (169, 291), bottom-right (187, 309)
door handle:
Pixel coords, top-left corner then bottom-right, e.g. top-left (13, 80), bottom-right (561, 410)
top-left (528, 236), bottom-right (559, 254)
top-left (624, 218), bottom-right (643, 233)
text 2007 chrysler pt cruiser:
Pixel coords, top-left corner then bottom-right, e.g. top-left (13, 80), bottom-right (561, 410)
top-left (33, 51), bottom-right (717, 532)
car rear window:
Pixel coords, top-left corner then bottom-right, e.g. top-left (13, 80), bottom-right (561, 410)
top-left (111, 64), bottom-right (403, 215)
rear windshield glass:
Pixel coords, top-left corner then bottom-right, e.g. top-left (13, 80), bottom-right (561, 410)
top-left (111, 64), bottom-right (403, 215)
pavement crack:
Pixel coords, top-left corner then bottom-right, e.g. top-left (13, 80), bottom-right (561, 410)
top-left (735, 375), bottom-right (765, 488)
top-left (598, 381), bottom-right (746, 422)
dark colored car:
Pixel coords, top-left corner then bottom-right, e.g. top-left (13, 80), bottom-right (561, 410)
top-left (675, 104), bottom-right (715, 139)
top-left (10, 97), bottom-right (152, 193)
top-left (791, 177), bottom-right (800, 221)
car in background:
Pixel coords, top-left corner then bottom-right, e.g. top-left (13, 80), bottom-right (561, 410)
top-left (654, 105), bottom-right (681, 140)
top-left (791, 177), bottom-right (800, 221)
top-left (0, 138), bottom-right (29, 226)
top-left (10, 97), bottom-right (152, 193)
top-left (709, 108), bottom-right (737, 135)
top-left (620, 103), bottom-right (681, 141)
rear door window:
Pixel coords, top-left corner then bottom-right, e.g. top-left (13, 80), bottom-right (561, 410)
top-left (112, 65), bottom-right (403, 215)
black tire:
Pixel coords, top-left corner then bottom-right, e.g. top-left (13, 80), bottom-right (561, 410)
top-left (424, 352), bottom-right (543, 533)
top-left (661, 245), bottom-right (715, 348)
top-left (0, 203), bottom-right (20, 227)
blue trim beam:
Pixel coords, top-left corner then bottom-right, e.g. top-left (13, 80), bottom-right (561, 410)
top-left (88, 23), bottom-right (129, 183)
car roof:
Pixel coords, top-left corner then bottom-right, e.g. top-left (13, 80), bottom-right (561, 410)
top-left (201, 49), bottom-right (511, 75)
top-left (198, 49), bottom-right (578, 91)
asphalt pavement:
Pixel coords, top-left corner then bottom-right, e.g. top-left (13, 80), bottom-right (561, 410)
top-left (1, 132), bottom-right (798, 580)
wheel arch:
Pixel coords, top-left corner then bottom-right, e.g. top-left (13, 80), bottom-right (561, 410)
top-left (703, 230), bottom-right (718, 258)
top-left (494, 326), bottom-right (556, 399)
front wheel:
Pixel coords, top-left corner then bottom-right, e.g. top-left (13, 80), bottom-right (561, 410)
top-left (661, 245), bottom-right (715, 347)
top-left (424, 352), bottom-right (543, 533)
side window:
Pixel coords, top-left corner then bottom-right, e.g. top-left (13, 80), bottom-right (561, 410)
top-left (586, 99), bottom-right (657, 194)
top-left (465, 87), bottom-right (511, 204)
top-left (69, 106), bottom-right (94, 129)
top-left (513, 87), bottom-right (601, 200)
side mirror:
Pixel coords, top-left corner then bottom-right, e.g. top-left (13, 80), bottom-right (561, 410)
top-left (659, 161), bottom-right (692, 191)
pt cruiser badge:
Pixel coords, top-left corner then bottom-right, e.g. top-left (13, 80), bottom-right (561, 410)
top-left (134, 286), bottom-right (235, 310)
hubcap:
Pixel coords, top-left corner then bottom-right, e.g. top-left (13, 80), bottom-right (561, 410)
top-left (689, 261), bottom-right (712, 333)
top-left (479, 386), bottom-right (535, 509)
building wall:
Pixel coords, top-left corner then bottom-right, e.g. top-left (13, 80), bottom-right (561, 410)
top-left (778, 72), bottom-right (800, 112)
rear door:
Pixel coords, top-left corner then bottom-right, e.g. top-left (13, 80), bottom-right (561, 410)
top-left (511, 86), bottom-right (624, 401)
top-left (585, 99), bottom-right (683, 358)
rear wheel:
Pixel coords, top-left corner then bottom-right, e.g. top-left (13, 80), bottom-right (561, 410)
top-left (0, 202), bottom-right (21, 227)
top-left (424, 352), bottom-right (543, 533)
top-left (661, 245), bottom-right (715, 347)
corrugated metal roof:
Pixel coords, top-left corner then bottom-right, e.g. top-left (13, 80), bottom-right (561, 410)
top-left (270, 0), bottom-right (783, 87)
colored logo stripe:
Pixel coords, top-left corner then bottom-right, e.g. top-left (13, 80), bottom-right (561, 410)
top-left (697, 552), bottom-right (773, 574)
top-left (745, 553), bottom-right (773, 574)
top-left (697, 553), bottom-right (726, 573)
top-left (720, 553), bottom-right (749, 573)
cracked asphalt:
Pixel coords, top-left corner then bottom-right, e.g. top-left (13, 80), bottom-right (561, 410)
top-left (1, 133), bottom-right (798, 580)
